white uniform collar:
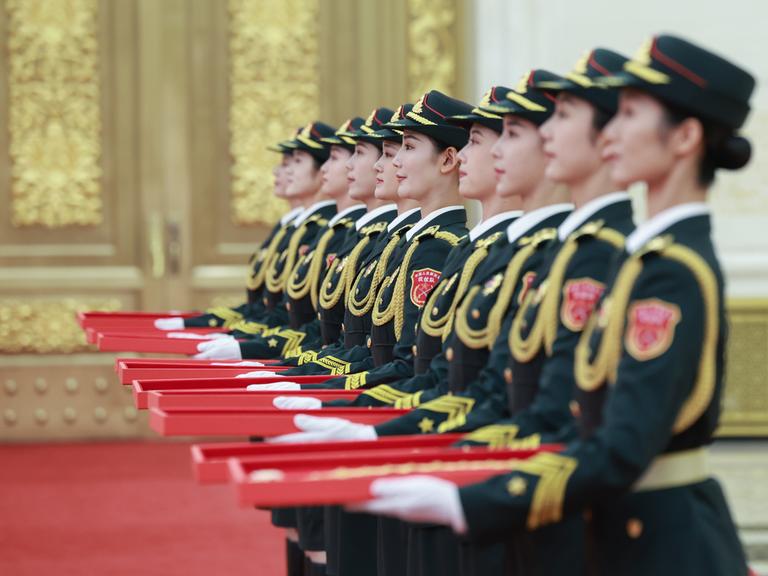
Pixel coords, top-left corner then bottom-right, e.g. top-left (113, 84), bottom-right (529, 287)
top-left (387, 207), bottom-right (421, 233)
top-left (355, 203), bottom-right (398, 231)
top-left (405, 205), bottom-right (465, 242)
top-left (626, 202), bottom-right (710, 254)
top-left (280, 206), bottom-right (304, 226)
top-left (507, 203), bottom-right (574, 244)
top-left (328, 204), bottom-right (366, 227)
top-left (557, 192), bottom-right (631, 241)
top-left (293, 200), bottom-right (337, 226)
top-left (468, 210), bottom-right (523, 242)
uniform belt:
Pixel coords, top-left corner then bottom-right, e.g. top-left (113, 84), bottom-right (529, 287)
top-left (632, 447), bottom-right (708, 492)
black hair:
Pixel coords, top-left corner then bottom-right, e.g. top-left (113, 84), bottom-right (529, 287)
top-left (592, 106), bottom-right (614, 133)
top-left (661, 103), bottom-right (752, 186)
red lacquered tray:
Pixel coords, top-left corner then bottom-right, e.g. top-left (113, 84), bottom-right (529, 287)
top-left (191, 435), bottom-right (463, 484)
top-left (131, 375), bottom-right (335, 409)
top-left (149, 407), bottom-right (408, 437)
top-left (98, 334), bottom-right (242, 354)
top-left (119, 366), bottom-right (288, 385)
top-left (87, 327), bottom-right (227, 345)
top-left (148, 390), bottom-right (360, 411)
top-left (77, 311), bottom-right (198, 329)
top-left (114, 358), bottom-right (277, 374)
top-left (228, 444), bottom-right (562, 507)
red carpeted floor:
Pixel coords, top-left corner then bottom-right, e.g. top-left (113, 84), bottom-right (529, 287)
top-left (0, 441), bottom-right (285, 576)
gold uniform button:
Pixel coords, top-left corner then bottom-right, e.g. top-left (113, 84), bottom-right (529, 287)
top-left (504, 368), bottom-right (513, 385)
top-left (366, 337), bottom-right (372, 349)
top-left (570, 401), bottom-right (582, 418)
top-left (471, 309), bottom-right (480, 319)
top-left (262, 297), bottom-right (268, 306)
top-left (208, 319), bottom-right (217, 327)
top-left (412, 345), bottom-right (417, 355)
top-left (432, 307), bottom-right (439, 316)
top-left (341, 323), bottom-right (345, 332)
top-left (317, 313), bottom-right (322, 320)
top-left (286, 302), bottom-right (291, 311)
top-left (626, 518), bottom-right (643, 539)
top-left (445, 347), bottom-right (454, 362)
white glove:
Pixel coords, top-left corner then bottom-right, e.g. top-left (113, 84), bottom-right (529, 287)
top-left (347, 475), bottom-right (467, 534)
top-left (236, 370), bottom-right (279, 379)
top-left (167, 332), bottom-right (230, 340)
top-left (197, 337), bottom-right (235, 352)
top-left (193, 339), bottom-right (242, 360)
top-left (269, 414), bottom-right (377, 443)
top-left (245, 381), bottom-right (300, 391)
top-left (211, 361), bottom-right (264, 367)
top-left (273, 396), bottom-right (322, 410)
top-left (154, 317), bottom-right (185, 330)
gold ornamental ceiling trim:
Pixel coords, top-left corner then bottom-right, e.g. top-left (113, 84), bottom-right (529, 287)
top-left (228, 0), bottom-right (319, 226)
top-left (6, 0), bottom-right (104, 228)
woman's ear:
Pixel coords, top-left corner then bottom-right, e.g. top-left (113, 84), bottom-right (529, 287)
top-left (670, 117), bottom-right (705, 159)
top-left (439, 146), bottom-right (460, 174)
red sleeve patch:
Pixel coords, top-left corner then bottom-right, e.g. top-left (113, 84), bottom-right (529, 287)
top-left (560, 278), bottom-right (605, 332)
top-left (625, 298), bottom-right (681, 361)
top-left (410, 268), bottom-right (442, 307)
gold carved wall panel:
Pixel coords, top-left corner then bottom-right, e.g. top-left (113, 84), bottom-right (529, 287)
top-left (406, 0), bottom-right (461, 100)
top-left (6, 0), bottom-right (103, 228)
top-left (228, 0), bottom-right (319, 226)
top-left (0, 297), bottom-right (120, 354)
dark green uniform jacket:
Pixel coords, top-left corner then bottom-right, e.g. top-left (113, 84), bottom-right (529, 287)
top-left (277, 207), bottom-right (421, 375)
top-left (341, 209), bottom-right (529, 408)
top-left (459, 205), bottom-right (748, 576)
top-left (305, 206), bottom-right (469, 389)
top-left (366, 204), bottom-right (574, 435)
top-left (233, 205), bottom-right (367, 359)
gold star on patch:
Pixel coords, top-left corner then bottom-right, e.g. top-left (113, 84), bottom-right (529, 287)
top-left (267, 338), bottom-right (278, 348)
top-left (418, 417), bottom-right (434, 433)
top-left (507, 476), bottom-right (528, 496)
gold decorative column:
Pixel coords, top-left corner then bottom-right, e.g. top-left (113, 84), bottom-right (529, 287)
top-left (228, 0), bottom-right (320, 226)
top-left (6, 0), bottom-right (103, 228)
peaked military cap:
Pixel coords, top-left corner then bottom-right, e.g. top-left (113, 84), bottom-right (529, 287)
top-left (600, 34), bottom-right (755, 129)
top-left (267, 127), bottom-right (302, 153)
top-left (533, 48), bottom-right (629, 114)
top-left (321, 117), bottom-right (366, 150)
top-left (479, 70), bottom-right (560, 125)
top-left (382, 90), bottom-right (472, 148)
top-left (290, 121), bottom-right (336, 162)
top-left (339, 108), bottom-right (395, 144)
top-left (356, 104), bottom-right (414, 144)
top-left (446, 86), bottom-right (509, 133)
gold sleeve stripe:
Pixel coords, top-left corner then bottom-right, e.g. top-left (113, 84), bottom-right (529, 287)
top-left (297, 350), bottom-right (320, 365)
top-left (313, 355), bottom-right (352, 376)
top-left (395, 390), bottom-right (423, 409)
top-left (361, 384), bottom-right (411, 405)
top-left (462, 424), bottom-right (520, 447)
top-left (344, 372), bottom-right (368, 390)
top-left (513, 452), bottom-right (577, 530)
top-left (227, 319), bottom-right (268, 334)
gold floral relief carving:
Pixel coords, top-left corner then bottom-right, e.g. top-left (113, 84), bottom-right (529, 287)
top-left (228, 0), bottom-right (319, 226)
top-left (406, 0), bottom-right (458, 100)
top-left (0, 298), bottom-right (120, 354)
top-left (6, 0), bottom-right (103, 228)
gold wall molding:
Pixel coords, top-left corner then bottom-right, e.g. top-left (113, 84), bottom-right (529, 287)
top-left (6, 0), bottom-right (103, 228)
top-left (406, 0), bottom-right (463, 99)
top-left (718, 299), bottom-right (768, 436)
top-left (228, 0), bottom-right (319, 226)
top-left (0, 297), bottom-right (120, 354)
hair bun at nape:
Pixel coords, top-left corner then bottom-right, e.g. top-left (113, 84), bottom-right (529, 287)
top-left (714, 135), bottom-right (752, 170)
